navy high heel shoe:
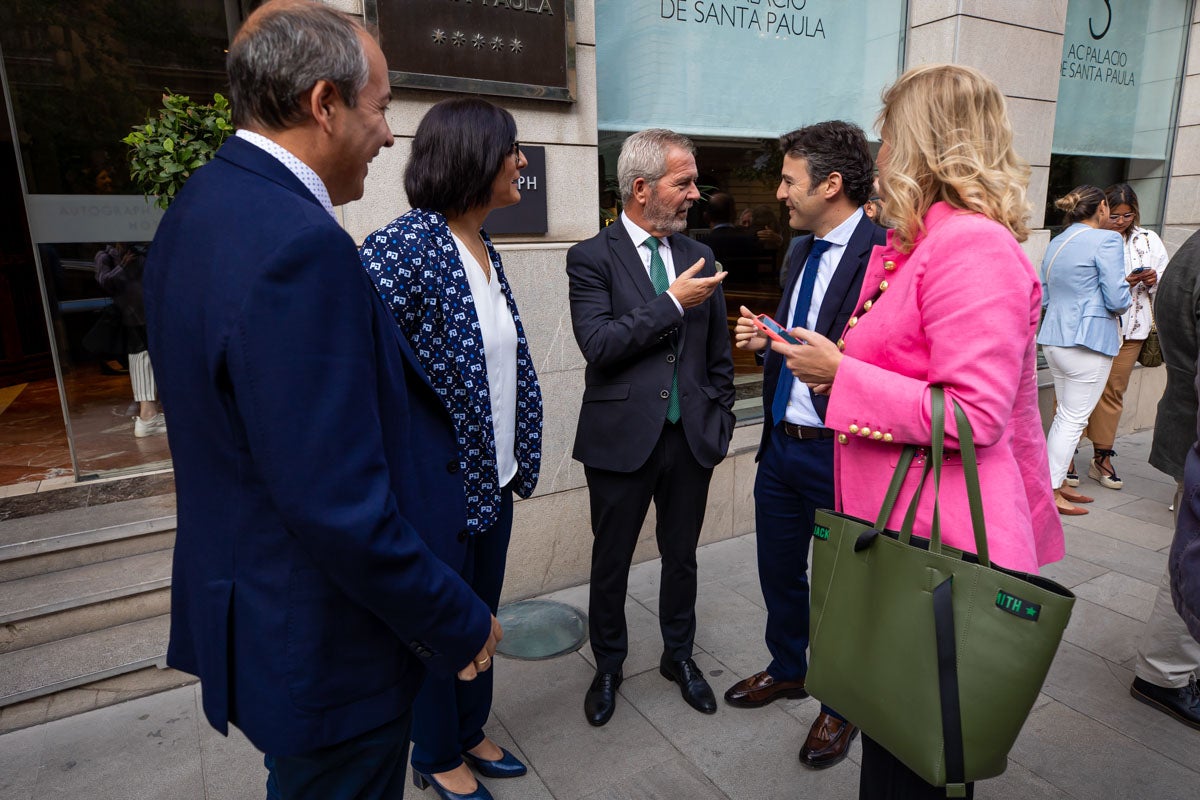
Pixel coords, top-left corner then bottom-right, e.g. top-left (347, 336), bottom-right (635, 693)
top-left (461, 747), bottom-right (528, 778)
top-left (412, 769), bottom-right (494, 800)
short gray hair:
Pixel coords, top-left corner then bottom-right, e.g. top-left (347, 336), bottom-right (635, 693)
top-left (617, 129), bottom-right (695, 204)
top-left (228, 0), bottom-right (370, 130)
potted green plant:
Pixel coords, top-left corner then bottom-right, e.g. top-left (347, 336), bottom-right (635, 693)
top-left (123, 91), bottom-right (233, 209)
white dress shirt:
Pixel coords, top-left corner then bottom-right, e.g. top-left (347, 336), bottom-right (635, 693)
top-left (783, 207), bottom-right (864, 427)
top-left (235, 130), bottom-right (336, 221)
top-left (621, 213), bottom-right (685, 315)
top-left (453, 233), bottom-right (519, 486)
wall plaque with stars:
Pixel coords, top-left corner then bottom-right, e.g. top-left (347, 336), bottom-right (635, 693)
top-left (365, 0), bottom-right (576, 102)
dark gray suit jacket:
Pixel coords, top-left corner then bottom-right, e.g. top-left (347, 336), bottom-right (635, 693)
top-left (567, 222), bottom-right (736, 472)
top-left (1150, 229), bottom-right (1200, 480)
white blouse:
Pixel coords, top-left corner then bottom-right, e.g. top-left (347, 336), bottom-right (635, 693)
top-left (1120, 226), bottom-right (1169, 341)
top-left (452, 232), bottom-right (519, 486)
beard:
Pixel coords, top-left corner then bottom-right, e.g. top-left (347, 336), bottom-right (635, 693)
top-left (642, 189), bottom-right (689, 234)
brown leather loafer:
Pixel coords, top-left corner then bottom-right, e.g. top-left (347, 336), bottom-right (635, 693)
top-left (724, 670), bottom-right (808, 708)
top-left (798, 711), bottom-right (859, 769)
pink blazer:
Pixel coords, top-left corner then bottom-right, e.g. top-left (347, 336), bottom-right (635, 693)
top-left (826, 202), bottom-right (1064, 573)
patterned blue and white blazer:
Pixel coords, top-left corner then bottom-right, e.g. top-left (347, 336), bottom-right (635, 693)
top-left (360, 208), bottom-right (542, 534)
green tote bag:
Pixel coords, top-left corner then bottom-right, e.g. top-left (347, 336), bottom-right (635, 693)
top-left (806, 388), bottom-right (1075, 798)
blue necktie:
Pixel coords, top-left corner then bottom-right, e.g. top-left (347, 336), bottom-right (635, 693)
top-left (645, 237), bottom-right (681, 423)
top-left (771, 238), bottom-right (832, 425)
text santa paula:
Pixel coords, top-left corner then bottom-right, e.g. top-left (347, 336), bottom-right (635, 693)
top-left (1061, 43), bottom-right (1135, 87)
top-left (661, 0), bottom-right (825, 37)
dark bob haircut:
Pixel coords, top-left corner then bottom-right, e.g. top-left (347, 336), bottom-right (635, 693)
top-left (404, 98), bottom-right (518, 216)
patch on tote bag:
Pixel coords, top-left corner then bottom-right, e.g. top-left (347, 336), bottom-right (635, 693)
top-left (996, 589), bottom-right (1041, 621)
top-left (813, 524), bottom-right (830, 541)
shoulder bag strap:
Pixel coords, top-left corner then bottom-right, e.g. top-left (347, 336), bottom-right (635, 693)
top-left (1042, 226), bottom-right (1090, 290)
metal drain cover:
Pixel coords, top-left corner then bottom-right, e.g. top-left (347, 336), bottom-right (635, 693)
top-left (495, 599), bottom-right (588, 660)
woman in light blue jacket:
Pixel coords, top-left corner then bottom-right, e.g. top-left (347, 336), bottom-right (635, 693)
top-left (1038, 185), bottom-right (1131, 515)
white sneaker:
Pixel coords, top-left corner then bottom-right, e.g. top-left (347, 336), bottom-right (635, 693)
top-left (134, 413), bottom-right (167, 438)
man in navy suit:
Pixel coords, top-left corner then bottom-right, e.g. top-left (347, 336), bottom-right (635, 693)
top-left (568, 129), bottom-right (735, 726)
top-left (727, 122), bottom-right (885, 769)
top-left (143, 3), bottom-right (497, 796)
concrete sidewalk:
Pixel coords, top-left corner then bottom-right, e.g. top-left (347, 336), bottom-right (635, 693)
top-left (2, 429), bottom-right (1199, 799)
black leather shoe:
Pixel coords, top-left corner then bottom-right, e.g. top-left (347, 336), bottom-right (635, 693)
top-left (1130, 676), bottom-right (1200, 730)
top-left (584, 671), bottom-right (622, 727)
top-left (659, 655), bottom-right (717, 714)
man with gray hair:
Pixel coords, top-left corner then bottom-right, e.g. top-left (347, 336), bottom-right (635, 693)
top-left (144, 2), bottom-right (498, 796)
top-left (567, 129), bottom-right (735, 726)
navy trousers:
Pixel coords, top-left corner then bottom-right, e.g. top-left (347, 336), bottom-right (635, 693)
top-left (410, 488), bottom-right (514, 775)
top-left (754, 425), bottom-right (833, 681)
top-left (264, 713), bottom-right (411, 800)
top-left (754, 425), bottom-right (844, 720)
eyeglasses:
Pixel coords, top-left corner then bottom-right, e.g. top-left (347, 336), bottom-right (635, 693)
top-left (508, 141), bottom-right (521, 159)
top-left (1108, 212), bottom-right (1135, 221)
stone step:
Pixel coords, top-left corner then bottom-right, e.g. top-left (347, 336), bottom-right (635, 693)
top-left (0, 614), bottom-right (170, 707)
top-left (0, 665), bottom-right (195, 736)
top-left (0, 550), bottom-right (172, 654)
top-left (0, 494), bottom-right (176, 582)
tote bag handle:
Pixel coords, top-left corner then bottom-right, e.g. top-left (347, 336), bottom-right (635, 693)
top-left (871, 388), bottom-right (989, 568)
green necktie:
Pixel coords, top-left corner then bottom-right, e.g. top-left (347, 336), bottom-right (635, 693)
top-left (645, 236), bottom-right (681, 423)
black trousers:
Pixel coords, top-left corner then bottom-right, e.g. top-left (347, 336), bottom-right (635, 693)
top-left (585, 423), bottom-right (714, 673)
top-left (859, 734), bottom-right (975, 800)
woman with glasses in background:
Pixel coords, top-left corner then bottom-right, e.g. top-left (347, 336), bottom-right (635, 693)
top-left (1070, 183), bottom-right (1168, 491)
top-left (360, 98), bottom-right (543, 800)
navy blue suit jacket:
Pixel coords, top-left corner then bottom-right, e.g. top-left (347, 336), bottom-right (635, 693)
top-left (144, 136), bottom-right (491, 756)
top-left (567, 222), bottom-right (735, 472)
top-left (757, 213), bottom-right (886, 458)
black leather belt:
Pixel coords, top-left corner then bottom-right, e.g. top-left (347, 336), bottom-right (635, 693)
top-left (781, 422), bottom-right (834, 440)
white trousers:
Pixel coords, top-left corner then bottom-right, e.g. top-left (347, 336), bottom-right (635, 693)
top-left (1135, 481), bottom-right (1200, 687)
top-left (129, 350), bottom-right (157, 403)
top-left (1043, 345), bottom-right (1113, 487)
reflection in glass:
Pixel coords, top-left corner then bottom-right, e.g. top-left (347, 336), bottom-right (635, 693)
top-left (0, 1), bottom-right (233, 481)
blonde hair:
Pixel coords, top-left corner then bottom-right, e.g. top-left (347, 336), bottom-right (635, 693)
top-left (876, 64), bottom-right (1031, 253)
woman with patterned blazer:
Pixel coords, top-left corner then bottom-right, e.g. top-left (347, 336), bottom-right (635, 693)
top-left (360, 98), bottom-right (542, 800)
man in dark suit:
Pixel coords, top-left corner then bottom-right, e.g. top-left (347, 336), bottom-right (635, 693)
top-left (703, 191), bottom-right (770, 279)
top-left (1136, 228), bottom-right (1200, 728)
top-left (143, 4), bottom-right (497, 796)
top-left (567, 128), bottom-right (735, 726)
top-left (727, 121), bottom-right (886, 769)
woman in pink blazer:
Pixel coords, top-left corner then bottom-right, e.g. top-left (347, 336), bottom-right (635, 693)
top-left (771, 64), bottom-right (1065, 799)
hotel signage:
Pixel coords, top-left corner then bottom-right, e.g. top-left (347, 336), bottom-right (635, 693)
top-left (485, 145), bottom-right (547, 234)
top-left (365, 0), bottom-right (576, 102)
